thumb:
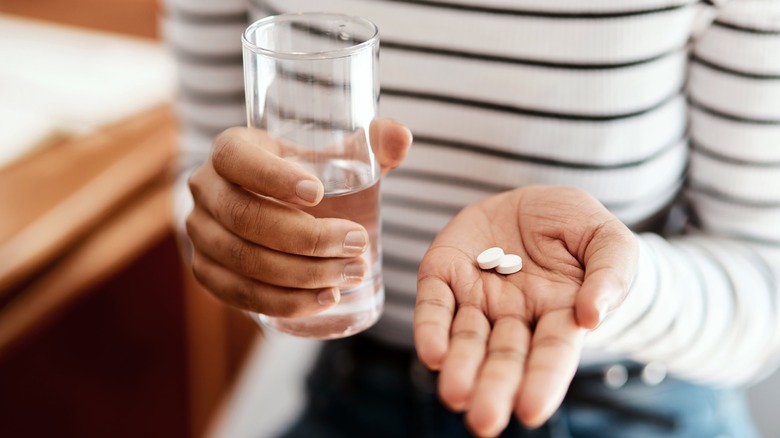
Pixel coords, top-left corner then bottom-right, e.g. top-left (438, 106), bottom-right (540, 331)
top-left (575, 224), bottom-right (639, 329)
top-left (369, 119), bottom-right (412, 176)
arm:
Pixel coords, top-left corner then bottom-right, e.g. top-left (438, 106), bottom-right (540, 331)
top-left (414, 186), bottom-right (639, 434)
top-left (413, 3), bottom-right (780, 436)
top-left (163, 0), bottom-right (413, 316)
top-left (161, 0), bottom-right (250, 255)
top-left (585, 0), bottom-right (780, 386)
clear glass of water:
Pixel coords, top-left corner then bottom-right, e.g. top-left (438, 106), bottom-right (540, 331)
top-left (242, 13), bottom-right (383, 339)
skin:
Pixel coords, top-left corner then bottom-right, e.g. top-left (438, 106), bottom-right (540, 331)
top-left (186, 119), bottom-right (411, 317)
top-left (187, 121), bottom-right (638, 437)
top-left (413, 186), bottom-right (639, 437)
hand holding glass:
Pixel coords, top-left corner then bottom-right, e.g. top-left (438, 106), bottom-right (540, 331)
top-left (242, 13), bottom-right (383, 339)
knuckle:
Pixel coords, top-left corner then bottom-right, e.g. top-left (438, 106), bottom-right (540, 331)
top-left (535, 335), bottom-right (574, 352)
top-left (255, 292), bottom-right (305, 318)
top-left (302, 263), bottom-right (330, 288)
top-left (225, 280), bottom-right (310, 318)
top-left (187, 169), bottom-right (202, 199)
top-left (229, 240), bottom-right (248, 268)
top-left (190, 256), bottom-right (209, 286)
top-left (458, 302), bottom-right (483, 313)
top-left (302, 220), bottom-right (326, 256)
top-left (227, 281), bottom-right (260, 312)
top-left (451, 329), bottom-right (483, 342)
top-left (416, 297), bottom-right (453, 312)
top-left (185, 218), bottom-right (204, 253)
top-left (228, 196), bottom-right (260, 235)
top-left (230, 241), bottom-right (259, 275)
top-left (184, 213), bottom-right (197, 240)
top-left (487, 346), bottom-right (527, 364)
top-left (211, 129), bottom-right (242, 170)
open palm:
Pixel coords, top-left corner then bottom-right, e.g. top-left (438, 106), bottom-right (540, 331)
top-left (414, 185), bottom-right (638, 437)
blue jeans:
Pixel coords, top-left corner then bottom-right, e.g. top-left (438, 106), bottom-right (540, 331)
top-left (281, 336), bottom-right (759, 438)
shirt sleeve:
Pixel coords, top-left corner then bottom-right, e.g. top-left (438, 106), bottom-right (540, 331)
top-left (160, 0), bottom-right (254, 257)
top-left (586, 0), bottom-right (780, 387)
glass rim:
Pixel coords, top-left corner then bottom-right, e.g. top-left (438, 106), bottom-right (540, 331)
top-left (242, 12), bottom-right (379, 60)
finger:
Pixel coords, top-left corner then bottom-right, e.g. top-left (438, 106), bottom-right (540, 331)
top-left (465, 315), bottom-right (531, 438)
top-left (575, 221), bottom-right (639, 329)
top-left (515, 309), bottom-right (585, 428)
top-left (437, 303), bottom-right (490, 412)
top-left (187, 207), bottom-right (366, 289)
top-left (191, 252), bottom-right (340, 317)
top-left (414, 275), bottom-right (456, 370)
top-left (190, 164), bottom-right (368, 258)
top-left (211, 127), bottom-right (324, 206)
top-left (369, 119), bottom-right (412, 176)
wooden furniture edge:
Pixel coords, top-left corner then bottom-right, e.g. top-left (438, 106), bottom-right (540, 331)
top-left (0, 181), bottom-right (174, 360)
top-left (0, 108), bottom-right (176, 293)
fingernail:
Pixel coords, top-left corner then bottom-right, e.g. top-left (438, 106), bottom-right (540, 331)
top-left (343, 231), bottom-right (367, 252)
top-left (317, 288), bottom-right (340, 306)
top-left (342, 263), bottom-right (365, 284)
top-left (296, 180), bottom-right (321, 204)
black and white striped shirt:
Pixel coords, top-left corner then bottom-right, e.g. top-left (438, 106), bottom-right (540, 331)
top-left (166, 0), bottom-right (780, 387)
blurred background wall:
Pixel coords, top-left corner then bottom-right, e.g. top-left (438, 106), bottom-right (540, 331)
top-left (0, 0), bottom-right (161, 38)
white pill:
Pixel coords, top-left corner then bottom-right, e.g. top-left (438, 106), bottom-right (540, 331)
top-left (496, 254), bottom-right (523, 275)
top-left (477, 247), bottom-right (504, 270)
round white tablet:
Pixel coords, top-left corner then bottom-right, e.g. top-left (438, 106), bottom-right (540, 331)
top-left (477, 247), bottom-right (504, 270)
top-left (496, 254), bottom-right (523, 275)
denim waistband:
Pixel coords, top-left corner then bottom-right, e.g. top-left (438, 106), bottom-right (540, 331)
top-left (336, 335), bottom-right (677, 430)
top-left (289, 334), bottom-right (758, 438)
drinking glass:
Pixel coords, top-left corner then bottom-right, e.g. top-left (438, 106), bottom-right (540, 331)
top-left (242, 13), bottom-right (382, 339)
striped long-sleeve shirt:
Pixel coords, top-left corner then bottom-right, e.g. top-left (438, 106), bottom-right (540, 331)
top-left (165, 0), bottom-right (780, 387)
